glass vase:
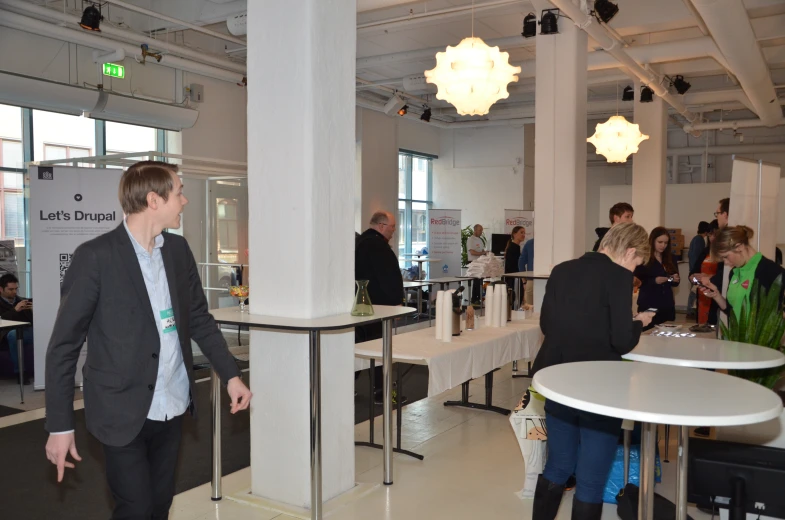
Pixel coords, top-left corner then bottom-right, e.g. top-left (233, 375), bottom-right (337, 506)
top-left (351, 280), bottom-right (374, 316)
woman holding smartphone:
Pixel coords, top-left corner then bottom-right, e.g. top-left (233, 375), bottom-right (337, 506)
top-left (634, 227), bottom-right (680, 329)
top-left (531, 223), bottom-right (654, 520)
top-left (699, 226), bottom-right (785, 320)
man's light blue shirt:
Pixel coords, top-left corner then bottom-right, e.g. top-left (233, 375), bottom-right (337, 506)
top-left (124, 220), bottom-right (189, 421)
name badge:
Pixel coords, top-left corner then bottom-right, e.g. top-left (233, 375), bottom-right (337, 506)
top-left (160, 308), bottom-right (176, 334)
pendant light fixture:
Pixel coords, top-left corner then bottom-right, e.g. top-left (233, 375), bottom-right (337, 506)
top-left (587, 84), bottom-right (649, 163)
top-left (424, 1), bottom-right (521, 116)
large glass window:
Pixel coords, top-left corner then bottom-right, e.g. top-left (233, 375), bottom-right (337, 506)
top-left (34, 110), bottom-right (96, 167)
top-left (0, 104), bottom-right (25, 245)
top-left (106, 121), bottom-right (157, 155)
top-left (398, 151), bottom-right (434, 275)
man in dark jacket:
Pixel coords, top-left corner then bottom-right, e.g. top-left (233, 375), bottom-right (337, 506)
top-left (0, 273), bottom-right (33, 378)
top-left (355, 211), bottom-right (404, 402)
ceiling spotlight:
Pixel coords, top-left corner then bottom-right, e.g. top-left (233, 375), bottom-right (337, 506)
top-left (640, 85), bottom-right (654, 103)
top-left (540, 9), bottom-right (559, 35)
top-left (79, 2), bottom-right (103, 32)
top-left (593, 0), bottom-right (619, 24)
top-left (397, 105), bottom-right (409, 116)
top-left (522, 13), bottom-right (537, 38)
top-left (420, 106), bottom-right (432, 122)
top-left (622, 86), bottom-right (634, 101)
top-left (383, 94), bottom-right (406, 116)
top-left (672, 75), bottom-right (691, 95)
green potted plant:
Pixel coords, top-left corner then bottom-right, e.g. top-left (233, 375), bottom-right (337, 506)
top-left (720, 275), bottom-right (785, 389)
top-left (716, 274), bottom-right (785, 448)
top-left (461, 225), bottom-right (487, 267)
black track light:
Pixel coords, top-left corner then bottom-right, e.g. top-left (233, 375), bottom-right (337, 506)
top-left (540, 9), bottom-right (559, 35)
top-left (397, 105), bottom-right (408, 117)
top-left (79, 2), bottom-right (102, 32)
top-left (622, 86), bottom-right (634, 101)
top-left (420, 106), bottom-right (432, 122)
top-left (593, 0), bottom-right (619, 24)
top-left (522, 13), bottom-right (537, 38)
top-left (640, 85), bottom-right (654, 103)
top-left (672, 75), bottom-right (691, 95)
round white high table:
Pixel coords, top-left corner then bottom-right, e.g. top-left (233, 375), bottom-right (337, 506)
top-left (533, 361), bottom-right (782, 520)
top-left (623, 335), bottom-right (785, 520)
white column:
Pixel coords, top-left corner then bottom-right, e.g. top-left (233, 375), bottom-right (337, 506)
top-left (532, 8), bottom-right (588, 310)
top-left (632, 80), bottom-right (668, 234)
top-left (247, 0), bottom-right (356, 508)
top-left (523, 123), bottom-right (535, 211)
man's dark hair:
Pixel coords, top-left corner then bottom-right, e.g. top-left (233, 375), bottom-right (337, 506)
top-left (0, 273), bottom-right (19, 288)
top-left (697, 221), bottom-right (710, 234)
top-left (719, 198), bottom-right (730, 215)
top-left (609, 202), bottom-right (634, 224)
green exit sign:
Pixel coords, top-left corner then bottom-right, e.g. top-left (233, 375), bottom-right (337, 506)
top-left (102, 63), bottom-right (125, 79)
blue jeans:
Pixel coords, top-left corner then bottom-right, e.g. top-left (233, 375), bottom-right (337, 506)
top-left (7, 328), bottom-right (33, 374)
top-left (543, 400), bottom-right (621, 504)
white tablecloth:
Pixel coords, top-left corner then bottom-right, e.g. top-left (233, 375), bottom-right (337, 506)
top-left (355, 321), bottom-right (543, 397)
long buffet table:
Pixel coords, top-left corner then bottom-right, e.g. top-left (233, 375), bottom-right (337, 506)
top-left (355, 320), bottom-right (543, 397)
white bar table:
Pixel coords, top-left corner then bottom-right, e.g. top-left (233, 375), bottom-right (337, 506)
top-left (403, 280), bottom-right (436, 324)
top-left (403, 257), bottom-right (442, 280)
top-left (209, 305), bottom-right (414, 520)
top-left (0, 319), bottom-right (31, 403)
top-left (533, 361), bottom-right (782, 520)
top-left (623, 335), bottom-right (785, 520)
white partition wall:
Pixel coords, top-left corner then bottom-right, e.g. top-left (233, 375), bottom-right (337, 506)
top-left (728, 157), bottom-right (781, 259)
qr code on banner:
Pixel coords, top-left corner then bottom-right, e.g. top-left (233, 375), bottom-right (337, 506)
top-left (59, 253), bottom-right (72, 284)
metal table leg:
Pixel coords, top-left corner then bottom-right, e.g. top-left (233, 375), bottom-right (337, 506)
top-left (514, 279), bottom-right (521, 311)
top-left (664, 424), bottom-right (671, 462)
top-left (210, 367), bottom-right (222, 501)
top-left (675, 426), bottom-right (689, 520)
top-left (309, 330), bottom-right (322, 519)
top-left (382, 320), bottom-right (394, 485)
top-left (17, 327), bottom-right (24, 403)
top-left (640, 422), bottom-right (656, 520)
top-left (623, 428), bottom-right (631, 485)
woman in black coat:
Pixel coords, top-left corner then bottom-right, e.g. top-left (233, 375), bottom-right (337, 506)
top-left (531, 223), bottom-right (654, 520)
top-left (634, 227), bottom-right (681, 329)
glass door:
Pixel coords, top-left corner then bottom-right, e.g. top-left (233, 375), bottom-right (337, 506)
top-left (205, 179), bottom-right (248, 310)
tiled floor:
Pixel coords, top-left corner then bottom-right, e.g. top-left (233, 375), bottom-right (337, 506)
top-left (168, 362), bottom-right (714, 520)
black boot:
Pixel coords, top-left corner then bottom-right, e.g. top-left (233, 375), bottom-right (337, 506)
top-left (532, 475), bottom-right (564, 520)
top-left (571, 498), bottom-right (602, 520)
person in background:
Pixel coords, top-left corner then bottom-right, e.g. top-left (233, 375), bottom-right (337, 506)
top-left (700, 226), bottom-right (785, 321)
top-left (531, 223), bottom-right (653, 520)
top-left (686, 221), bottom-right (711, 318)
top-left (467, 224), bottom-right (486, 304)
top-left (355, 211), bottom-right (404, 403)
top-left (0, 273), bottom-right (33, 382)
top-left (504, 226), bottom-right (526, 298)
top-left (694, 221), bottom-right (721, 325)
top-left (634, 227), bottom-right (681, 329)
top-left (715, 197), bottom-right (730, 229)
top-left (518, 237), bottom-right (535, 306)
top-left (592, 202), bottom-right (634, 252)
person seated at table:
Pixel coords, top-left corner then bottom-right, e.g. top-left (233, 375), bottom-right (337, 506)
top-left (0, 273), bottom-right (34, 381)
top-left (634, 227), bottom-right (680, 330)
top-left (699, 225), bottom-right (785, 322)
top-left (531, 223), bottom-right (654, 520)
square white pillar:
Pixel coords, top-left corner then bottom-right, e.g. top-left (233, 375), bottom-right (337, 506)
top-left (632, 82), bottom-right (668, 234)
top-left (246, 0), bottom-right (356, 508)
top-left (532, 15), bottom-right (588, 310)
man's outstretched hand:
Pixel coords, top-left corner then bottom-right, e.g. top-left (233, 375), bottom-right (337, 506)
top-left (45, 432), bottom-right (81, 483)
top-left (227, 376), bottom-right (252, 414)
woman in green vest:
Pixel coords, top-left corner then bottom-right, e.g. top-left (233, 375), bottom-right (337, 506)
top-left (699, 225), bottom-right (784, 319)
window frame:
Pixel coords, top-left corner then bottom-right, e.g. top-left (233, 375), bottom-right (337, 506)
top-left (397, 150), bottom-right (434, 273)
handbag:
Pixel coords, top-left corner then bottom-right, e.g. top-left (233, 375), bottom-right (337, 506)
top-left (615, 484), bottom-right (694, 520)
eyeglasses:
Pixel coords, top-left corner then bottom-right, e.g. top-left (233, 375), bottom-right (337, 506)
top-left (714, 211), bottom-right (726, 218)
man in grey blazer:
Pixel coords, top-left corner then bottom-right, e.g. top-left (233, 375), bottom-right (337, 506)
top-left (44, 161), bottom-right (252, 519)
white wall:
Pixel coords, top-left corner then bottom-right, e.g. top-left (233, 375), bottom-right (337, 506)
top-left (357, 108), bottom-right (399, 239)
top-left (397, 117), bottom-right (440, 157)
top-left (432, 125), bottom-right (525, 234)
top-left (585, 165), bottom-right (631, 250)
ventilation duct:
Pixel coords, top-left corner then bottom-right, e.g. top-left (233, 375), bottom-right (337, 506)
top-left (85, 91), bottom-right (199, 131)
top-left (0, 71), bottom-right (98, 115)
